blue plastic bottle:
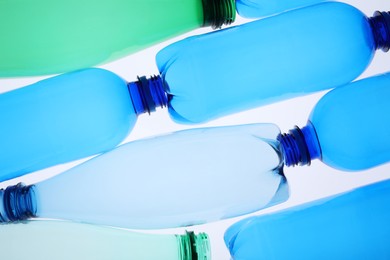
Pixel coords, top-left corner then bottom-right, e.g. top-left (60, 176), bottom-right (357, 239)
top-left (0, 68), bottom-right (167, 181)
top-left (155, 3), bottom-right (389, 123)
top-left (236, 0), bottom-right (325, 18)
top-left (224, 179), bottom-right (390, 260)
top-left (0, 221), bottom-right (210, 260)
top-left (0, 124), bottom-right (288, 228)
top-left (278, 72), bottom-right (390, 171)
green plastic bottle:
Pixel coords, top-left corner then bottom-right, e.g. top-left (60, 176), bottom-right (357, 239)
top-left (0, 0), bottom-right (235, 77)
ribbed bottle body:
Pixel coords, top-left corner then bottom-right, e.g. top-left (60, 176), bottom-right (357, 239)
top-left (0, 221), bottom-right (182, 260)
top-left (35, 124), bottom-right (287, 229)
top-left (236, 0), bottom-right (325, 18)
top-left (309, 72), bottom-right (390, 170)
top-left (225, 179), bottom-right (390, 259)
top-left (0, 0), bottom-right (203, 76)
top-left (157, 2), bottom-right (375, 124)
top-left (0, 68), bottom-right (135, 181)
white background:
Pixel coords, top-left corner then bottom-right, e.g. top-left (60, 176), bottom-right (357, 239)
top-left (0, 0), bottom-right (389, 259)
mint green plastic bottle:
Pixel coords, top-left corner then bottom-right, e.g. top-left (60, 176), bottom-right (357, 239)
top-left (0, 0), bottom-right (235, 77)
top-left (0, 221), bottom-right (210, 260)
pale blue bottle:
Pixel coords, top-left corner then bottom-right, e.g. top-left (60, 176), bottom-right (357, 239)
top-left (0, 221), bottom-right (210, 260)
top-left (236, 0), bottom-right (326, 18)
top-left (0, 124), bottom-right (288, 228)
top-left (224, 179), bottom-right (390, 260)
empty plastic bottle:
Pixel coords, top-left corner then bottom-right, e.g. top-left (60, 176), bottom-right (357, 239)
top-left (224, 179), bottom-right (390, 260)
top-left (0, 0), bottom-right (235, 77)
top-left (0, 68), bottom-right (168, 181)
top-left (0, 124), bottom-right (288, 229)
top-left (236, 0), bottom-right (326, 18)
top-left (153, 2), bottom-right (389, 123)
top-left (278, 72), bottom-right (390, 171)
top-left (0, 221), bottom-right (210, 260)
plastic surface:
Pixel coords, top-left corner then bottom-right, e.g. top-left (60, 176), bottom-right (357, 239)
top-left (0, 221), bottom-right (210, 260)
top-left (0, 68), bottom-right (135, 181)
top-left (0, 0), bottom-right (204, 76)
top-left (308, 72), bottom-right (390, 170)
top-left (224, 179), bottom-right (390, 260)
top-left (157, 2), bottom-right (377, 124)
top-left (236, 0), bottom-right (326, 18)
top-left (0, 124), bottom-right (288, 229)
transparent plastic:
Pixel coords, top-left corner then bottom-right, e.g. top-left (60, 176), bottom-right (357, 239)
top-left (0, 124), bottom-right (288, 229)
top-left (156, 2), bottom-right (389, 123)
top-left (236, 0), bottom-right (325, 18)
top-left (279, 72), bottom-right (390, 171)
top-left (0, 0), bottom-right (235, 77)
top-left (0, 221), bottom-right (210, 260)
top-left (224, 179), bottom-right (390, 259)
top-left (0, 69), bottom-right (136, 181)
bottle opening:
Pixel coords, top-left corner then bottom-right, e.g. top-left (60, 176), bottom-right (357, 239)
top-left (0, 183), bottom-right (37, 222)
top-left (277, 123), bottom-right (321, 167)
top-left (369, 11), bottom-right (390, 52)
top-left (177, 231), bottom-right (210, 260)
top-left (128, 75), bottom-right (168, 115)
top-left (202, 0), bottom-right (236, 29)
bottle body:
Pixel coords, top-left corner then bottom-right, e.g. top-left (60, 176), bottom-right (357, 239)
top-left (0, 221), bottom-right (210, 260)
top-left (0, 68), bottom-right (135, 181)
top-left (236, 0), bottom-right (325, 18)
top-left (157, 2), bottom-right (375, 123)
top-left (0, 0), bottom-right (204, 76)
top-left (224, 179), bottom-right (390, 260)
top-left (309, 72), bottom-right (390, 170)
top-left (2, 124), bottom-right (287, 228)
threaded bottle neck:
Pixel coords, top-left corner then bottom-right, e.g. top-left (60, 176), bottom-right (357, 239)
top-left (202, 0), bottom-right (236, 29)
top-left (369, 11), bottom-right (390, 52)
top-left (128, 75), bottom-right (168, 115)
top-left (0, 183), bottom-right (37, 222)
top-left (277, 123), bottom-right (321, 167)
top-left (177, 231), bottom-right (210, 260)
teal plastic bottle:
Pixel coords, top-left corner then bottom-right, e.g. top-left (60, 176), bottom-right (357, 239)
top-left (0, 221), bottom-right (210, 260)
top-left (0, 124), bottom-right (288, 229)
top-left (0, 0), bottom-right (235, 77)
top-left (224, 179), bottom-right (390, 259)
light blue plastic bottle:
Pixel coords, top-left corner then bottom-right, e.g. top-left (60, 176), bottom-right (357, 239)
top-left (155, 3), bottom-right (389, 123)
top-left (224, 179), bottom-right (390, 260)
top-left (0, 221), bottom-right (210, 260)
top-left (0, 124), bottom-right (288, 229)
top-left (236, 0), bottom-right (325, 18)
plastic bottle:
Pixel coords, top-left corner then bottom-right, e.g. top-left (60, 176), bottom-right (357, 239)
top-left (0, 0), bottom-right (235, 77)
top-left (0, 124), bottom-right (288, 229)
top-left (154, 2), bottom-right (389, 123)
top-left (0, 68), bottom-right (168, 181)
top-left (0, 221), bottom-right (210, 260)
top-left (278, 72), bottom-right (390, 171)
top-left (236, 0), bottom-right (325, 18)
top-left (224, 179), bottom-right (390, 260)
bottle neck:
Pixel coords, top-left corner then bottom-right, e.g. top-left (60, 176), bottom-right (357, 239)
top-left (369, 11), bottom-right (390, 52)
top-left (128, 75), bottom-right (168, 115)
top-left (201, 0), bottom-right (236, 29)
top-left (0, 183), bottom-right (37, 222)
top-left (176, 231), bottom-right (210, 260)
top-left (277, 122), bottom-right (322, 167)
